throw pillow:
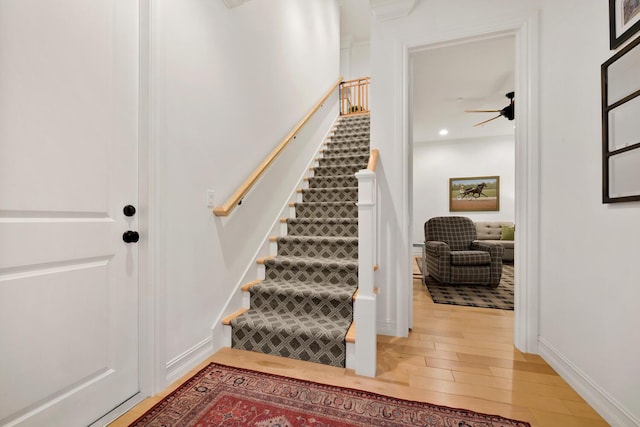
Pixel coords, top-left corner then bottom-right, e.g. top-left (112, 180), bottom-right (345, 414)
top-left (501, 225), bottom-right (515, 241)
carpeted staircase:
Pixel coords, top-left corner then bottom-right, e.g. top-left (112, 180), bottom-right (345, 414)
top-left (229, 114), bottom-right (370, 367)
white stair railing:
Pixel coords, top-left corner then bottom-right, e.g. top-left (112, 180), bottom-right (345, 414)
top-left (354, 149), bottom-right (379, 377)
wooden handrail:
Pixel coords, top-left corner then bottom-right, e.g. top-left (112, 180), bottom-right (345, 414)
top-left (213, 76), bottom-right (343, 216)
top-left (342, 77), bottom-right (369, 85)
top-left (367, 149), bottom-right (379, 172)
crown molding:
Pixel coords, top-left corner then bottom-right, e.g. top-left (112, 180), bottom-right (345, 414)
top-left (369, 0), bottom-right (417, 22)
top-left (222, 0), bottom-right (252, 8)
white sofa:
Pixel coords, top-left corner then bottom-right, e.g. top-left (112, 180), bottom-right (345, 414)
top-left (474, 221), bottom-right (514, 262)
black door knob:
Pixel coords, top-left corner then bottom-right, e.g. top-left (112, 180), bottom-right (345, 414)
top-left (123, 230), bottom-right (140, 243)
top-left (123, 205), bottom-right (136, 217)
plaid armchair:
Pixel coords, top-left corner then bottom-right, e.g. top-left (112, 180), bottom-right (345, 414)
top-left (423, 216), bottom-right (504, 287)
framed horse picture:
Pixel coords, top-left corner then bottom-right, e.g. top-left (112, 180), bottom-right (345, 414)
top-left (449, 176), bottom-right (500, 212)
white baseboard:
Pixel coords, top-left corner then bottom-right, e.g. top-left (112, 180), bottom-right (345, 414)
top-left (345, 342), bottom-right (355, 369)
top-left (538, 337), bottom-right (639, 427)
top-left (165, 336), bottom-right (215, 385)
top-left (377, 320), bottom-right (400, 337)
top-left (90, 393), bottom-right (145, 427)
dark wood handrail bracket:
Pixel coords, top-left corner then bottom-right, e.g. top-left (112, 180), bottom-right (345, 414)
top-left (213, 76), bottom-right (343, 217)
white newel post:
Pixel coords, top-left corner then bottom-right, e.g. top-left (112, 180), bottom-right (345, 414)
top-left (355, 169), bottom-right (377, 377)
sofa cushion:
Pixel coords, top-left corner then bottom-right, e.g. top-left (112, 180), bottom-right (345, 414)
top-left (475, 221), bottom-right (514, 240)
top-left (451, 251), bottom-right (491, 266)
top-left (501, 225), bottom-right (515, 240)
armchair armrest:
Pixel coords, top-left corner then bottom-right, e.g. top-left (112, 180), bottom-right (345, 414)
top-left (471, 240), bottom-right (504, 287)
top-left (471, 241), bottom-right (505, 258)
top-left (425, 241), bottom-right (450, 257)
top-left (424, 241), bottom-right (451, 283)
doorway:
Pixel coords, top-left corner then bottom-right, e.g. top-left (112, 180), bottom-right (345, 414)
top-left (401, 19), bottom-right (541, 353)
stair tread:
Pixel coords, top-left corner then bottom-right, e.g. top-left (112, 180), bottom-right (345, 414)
top-left (231, 309), bottom-right (352, 339)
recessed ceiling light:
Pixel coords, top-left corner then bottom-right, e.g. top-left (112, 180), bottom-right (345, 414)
top-left (439, 129), bottom-right (449, 136)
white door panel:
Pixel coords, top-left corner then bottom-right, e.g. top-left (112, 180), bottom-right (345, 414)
top-left (0, 0), bottom-right (140, 425)
top-left (0, 222), bottom-right (113, 270)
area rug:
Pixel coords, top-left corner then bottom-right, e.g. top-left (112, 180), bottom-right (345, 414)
top-left (416, 257), bottom-right (514, 310)
top-left (129, 362), bottom-right (530, 426)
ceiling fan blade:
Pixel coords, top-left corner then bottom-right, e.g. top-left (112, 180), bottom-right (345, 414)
top-left (464, 109), bottom-right (501, 113)
top-left (473, 115), bottom-right (502, 127)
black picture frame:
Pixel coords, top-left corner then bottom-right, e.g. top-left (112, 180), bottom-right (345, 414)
top-left (601, 34), bottom-right (640, 203)
top-left (610, 0), bottom-right (640, 50)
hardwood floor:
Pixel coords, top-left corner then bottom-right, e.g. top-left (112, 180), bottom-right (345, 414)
top-left (109, 262), bottom-right (609, 427)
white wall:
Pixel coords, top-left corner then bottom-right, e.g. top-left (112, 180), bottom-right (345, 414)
top-left (371, 0), bottom-right (640, 425)
top-left (153, 0), bottom-right (340, 384)
top-left (350, 42), bottom-right (371, 79)
top-left (340, 40), bottom-right (371, 80)
top-left (412, 136), bottom-right (515, 244)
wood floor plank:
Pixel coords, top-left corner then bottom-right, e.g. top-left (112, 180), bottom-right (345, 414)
top-left (529, 408), bottom-right (611, 427)
top-left (489, 366), bottom-right (566, 386)
top-left (408, 376), bottom-right (574, 415)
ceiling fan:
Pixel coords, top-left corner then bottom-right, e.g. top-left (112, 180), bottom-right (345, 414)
top-left (465, 91), bottom-right (515, 127)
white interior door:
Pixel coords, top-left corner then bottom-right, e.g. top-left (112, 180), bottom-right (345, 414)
top-left (0, 1), bottom-right (140, 425)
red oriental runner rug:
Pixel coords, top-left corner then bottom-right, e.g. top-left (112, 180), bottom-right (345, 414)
top-left (129, 363), bottom-right (531, 427)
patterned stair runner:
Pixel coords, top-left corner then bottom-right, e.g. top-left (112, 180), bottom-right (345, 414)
top-left (230, 114), bottom-right (370, 367)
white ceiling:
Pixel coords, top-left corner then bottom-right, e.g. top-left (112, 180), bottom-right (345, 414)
top-left (339, 0), bottom-right (371, 44)
top-left (411, 36), bottom-right (515, 143)
top-left (338, 2), bottom-right (515, 143)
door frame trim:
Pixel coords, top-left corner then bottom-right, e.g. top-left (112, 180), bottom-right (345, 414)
top-left (400, 12), bottom-right (541, 353)
top-left (138, 0), bottom-right (165, 396)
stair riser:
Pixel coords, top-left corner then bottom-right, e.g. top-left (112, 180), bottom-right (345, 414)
top-left (276, 239), bottom-right (358, 259)
top-left (318, 155), bottom-right (369, 167)
top-left (302, 188), bottom-right (358, 203)
top-left (333, 126), bottom-right (370, 133)
top-left (328, 136), bottom-right (370, 144)
top-left (308, 176), bottom-right (358, 188)
top-left (231, 327), bottom-right (347, 367)
top-left (249, 292), bottom-right (353, 320)
top-left (322, 146), bottom-right (370, 157)
top-left (333, 130), bottom-right (370, 138)
top-left (330, 132), bottom-right (370, 141)
top-left (325, 140), bottom-right (370, 150)
top-left (294, 203), bottom-right (358, 219)
top-left (313, 165), bottom-right (363, 177)
top-left (286, 221), bottom-right (358, 237)
top-left (264, 263), bottom-right (358, 286)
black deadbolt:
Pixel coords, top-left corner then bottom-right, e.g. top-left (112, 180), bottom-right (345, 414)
top-left (123, 205), bottom-right (136, 217)
top-left (123, 230), bottom-right (140, 243)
